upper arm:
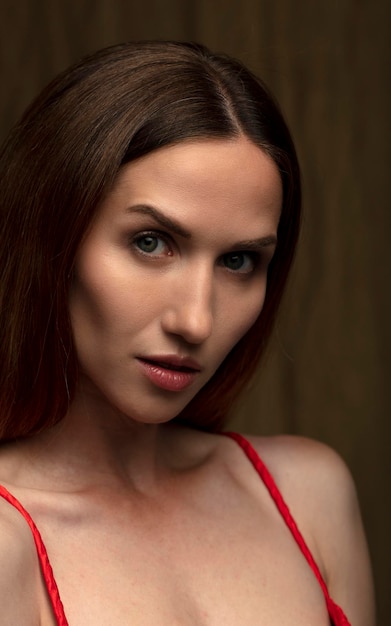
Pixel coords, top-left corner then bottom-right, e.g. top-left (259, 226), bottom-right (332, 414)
top-left (0, 500), bottom-right (42, 625)
top-left (249, 435), bottom-right (376, 626)
top-left (310, 444), bottom-right (376, 626)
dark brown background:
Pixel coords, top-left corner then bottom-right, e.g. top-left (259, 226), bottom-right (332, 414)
top-left (1, 1), bottom-right (389, 623)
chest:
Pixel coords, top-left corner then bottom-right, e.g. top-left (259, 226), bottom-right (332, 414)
top-left (39, 496), bottom-right (331, 626)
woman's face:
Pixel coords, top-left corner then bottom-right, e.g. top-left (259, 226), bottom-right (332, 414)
top-left (69, 137), bottom-right (282, 424)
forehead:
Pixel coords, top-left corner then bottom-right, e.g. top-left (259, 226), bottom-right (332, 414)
top-left (103, 137), bottom-right (282, 238)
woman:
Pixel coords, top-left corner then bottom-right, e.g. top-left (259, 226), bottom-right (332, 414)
top-left (0, 41), bottom-right (374, 625)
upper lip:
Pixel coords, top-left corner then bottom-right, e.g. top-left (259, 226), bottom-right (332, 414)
top-left (137, 354), bottom-right (202, 372)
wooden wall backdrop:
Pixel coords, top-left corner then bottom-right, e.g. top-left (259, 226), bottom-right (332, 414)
top-left (1, 0), bottom-right (390, 623)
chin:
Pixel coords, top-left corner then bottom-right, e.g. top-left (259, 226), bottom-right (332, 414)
top-left (103, 395), bottom-right (192, 429)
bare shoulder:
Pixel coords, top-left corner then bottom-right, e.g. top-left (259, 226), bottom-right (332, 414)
top-left (247, 434), bottom-right (356, 505)
top-left (0, 495), bottom-right (42, 624)
top-left (245, 434), bottom-right (376, 626)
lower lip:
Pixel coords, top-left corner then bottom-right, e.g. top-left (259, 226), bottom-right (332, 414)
top-left (137, 359), bottom-right (198, 392)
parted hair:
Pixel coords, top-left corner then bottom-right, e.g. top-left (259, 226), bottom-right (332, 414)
top-left (0, 41), bottom-right (301, 440)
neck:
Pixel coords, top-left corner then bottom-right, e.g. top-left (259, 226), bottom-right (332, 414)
top-left (12, 392), bottom-right (180, 494)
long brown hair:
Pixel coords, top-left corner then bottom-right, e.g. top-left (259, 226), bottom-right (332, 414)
top-left (0, 41), bottom-right (300, 439)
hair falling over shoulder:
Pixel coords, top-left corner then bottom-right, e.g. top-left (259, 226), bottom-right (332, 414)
top-left (0, 41), bottom-right (301, 440)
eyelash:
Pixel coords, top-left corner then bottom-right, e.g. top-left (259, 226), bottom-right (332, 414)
top-left (130, 230), bottom-right (262, 276)
top-left (131, 230), bottom-right (173, 257)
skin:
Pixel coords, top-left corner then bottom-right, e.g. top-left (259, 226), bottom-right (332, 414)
top-left (0, 137), bottom-right (375, 625)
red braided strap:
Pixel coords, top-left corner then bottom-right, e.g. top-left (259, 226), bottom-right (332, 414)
top-left (0, 485), bottom-right (69, 626)
top-left (223, 432), bottom-right (351, 626)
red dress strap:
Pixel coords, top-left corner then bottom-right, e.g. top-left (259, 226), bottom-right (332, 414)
top-left (223, 432), bottom-right (351, 626)
top-left (0, 485), bottom-right (69, 626)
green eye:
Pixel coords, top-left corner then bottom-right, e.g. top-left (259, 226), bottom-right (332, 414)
top-left (134, 233), bottom-right (170, 256)
top-left (136, 235), bottom-right (160, 253)
top-left (223, 252), bottom-right (255, 273)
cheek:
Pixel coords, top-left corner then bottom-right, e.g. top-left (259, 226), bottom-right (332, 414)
top-left (68, 273), bottom-right (131, 368)
top-left (69, 277), bottom-right (114, 337)
top-left (70, 256), bottom-right (143, 334)
top-left (216, 285), bottom-right (266, 358)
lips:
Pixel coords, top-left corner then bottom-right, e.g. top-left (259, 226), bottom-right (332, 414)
top-left (141, 355), bottom-right (201, 371)
top-left (136, 354), bottom-right (201, 392)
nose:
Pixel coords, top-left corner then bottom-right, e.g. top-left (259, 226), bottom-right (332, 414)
top-left (160, 264), bottom-right (214, 345)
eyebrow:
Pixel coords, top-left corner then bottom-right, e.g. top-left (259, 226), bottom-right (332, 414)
top-left (126, 204), bottom-right (277, 249)
top-left (126, 204), bottom-right (191, 239)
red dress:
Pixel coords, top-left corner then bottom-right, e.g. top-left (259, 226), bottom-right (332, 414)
top-left (0, 432), bottom-right (350, 625)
